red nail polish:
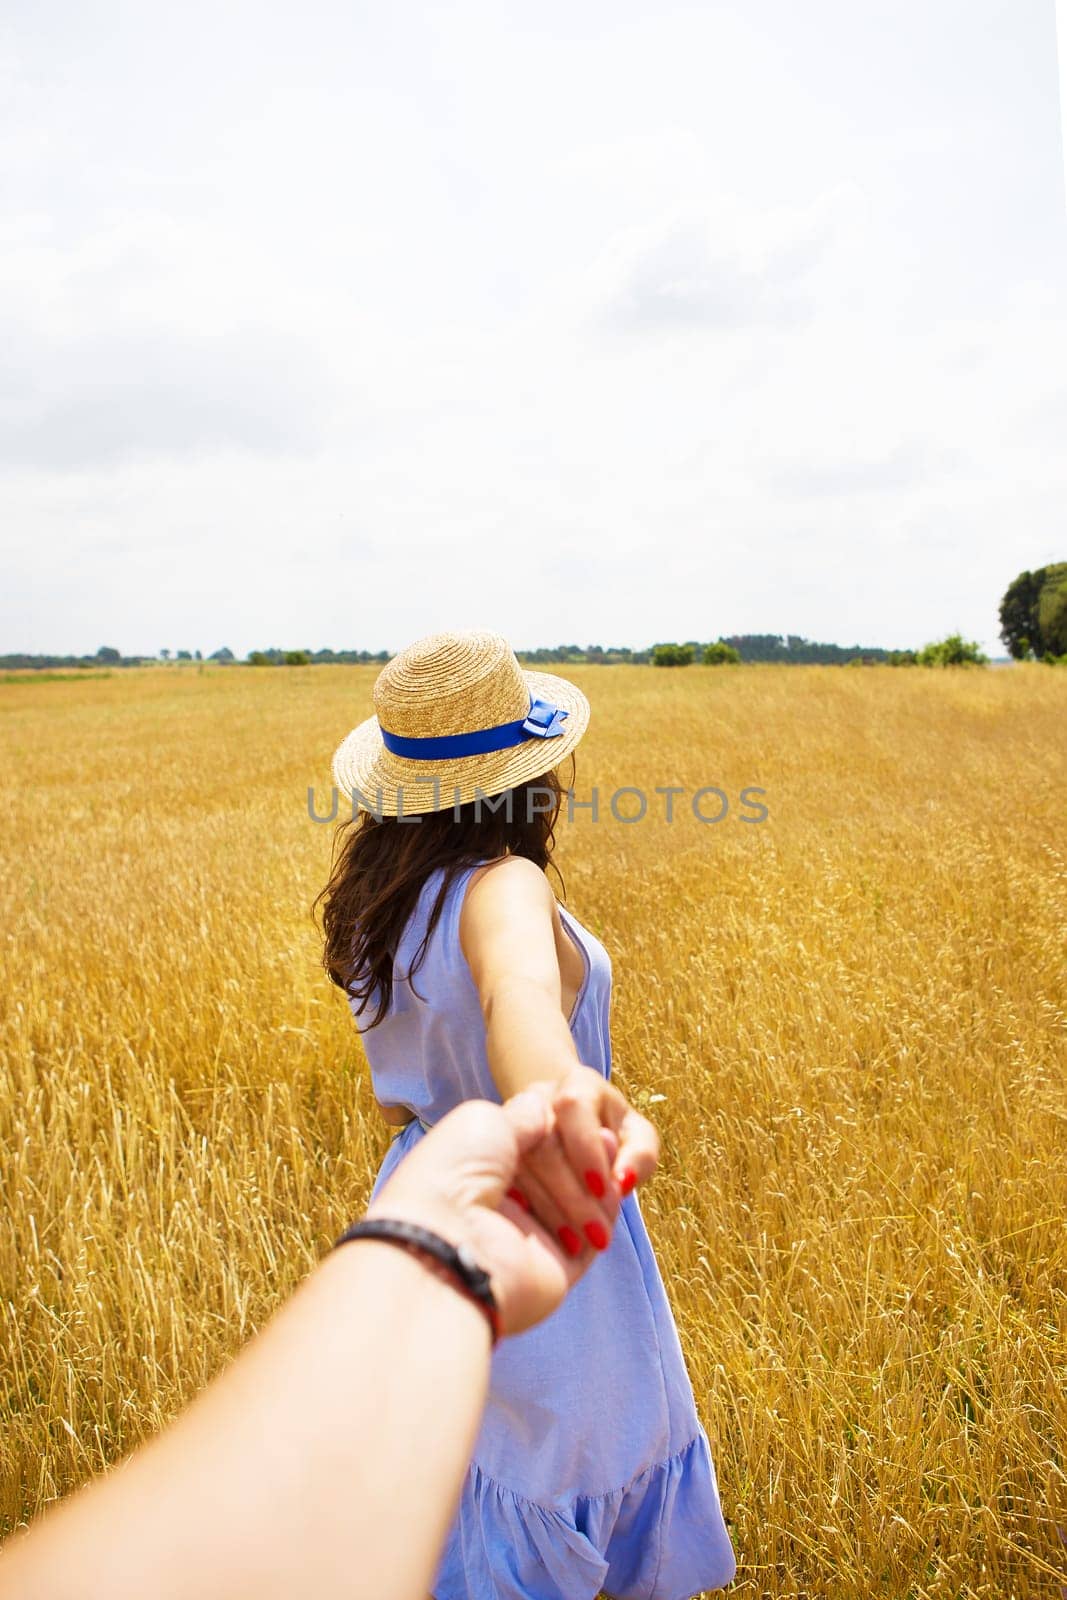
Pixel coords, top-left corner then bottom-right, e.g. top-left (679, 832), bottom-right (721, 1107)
top-left (620, 1168), bottom-right (637, 1196)
top-left (584, 1169), bottom-right (605, 1199)
top-left (558, 1225), bottom-right (581, 1257)
top-left (584, 1220), bottom-right (608, 1251)
top-left (506, 1186), bottom-right (531, 1213)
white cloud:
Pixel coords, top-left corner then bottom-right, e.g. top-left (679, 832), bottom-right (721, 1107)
top-left (582, 185), bottom-right (864, 332)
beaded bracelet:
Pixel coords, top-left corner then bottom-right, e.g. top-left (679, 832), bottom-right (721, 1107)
top-left (334, 1218), bottom-right (502, 1345)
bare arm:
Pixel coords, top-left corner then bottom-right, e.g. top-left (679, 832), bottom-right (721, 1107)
top-left (0, 1094), bottom-right (636, 1600)
top-left (459, 856), bottom-right (660, 1251)
top-left (0, 1242), bottom-right (489, 1600)
top-left (460, 855), bottom-right (580, 1101)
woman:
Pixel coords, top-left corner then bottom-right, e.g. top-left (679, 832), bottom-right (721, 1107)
top-left (317, 630), bottom-right (736, 1600)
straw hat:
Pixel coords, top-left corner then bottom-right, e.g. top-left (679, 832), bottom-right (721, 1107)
top-left (332, 630), bottom-right (590, 816)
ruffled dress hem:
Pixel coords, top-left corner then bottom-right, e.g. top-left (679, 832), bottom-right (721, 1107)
top-left (431, 1427), bottom-right (736, 1600)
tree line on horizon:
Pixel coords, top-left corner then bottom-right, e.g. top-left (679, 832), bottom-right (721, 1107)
top-left (1, 634), bottom-right (913, 671)
top-left (0, 633), bottom-right (995, 672)
top-left (3, 565), bottom-right (1063, 672)
top-left (646, 634), bottom-right (990, 668)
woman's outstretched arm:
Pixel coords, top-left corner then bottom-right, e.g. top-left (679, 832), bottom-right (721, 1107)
top-left (461, 854), bottom-right (583, 1096)
top-left (460, 855), bottom-right (660, 1251)
top-left (0, 1091), bottom-right (633, 1600)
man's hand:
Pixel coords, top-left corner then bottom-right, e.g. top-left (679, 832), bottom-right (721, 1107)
top-left (363, 1090), bottom-right (614, 1336)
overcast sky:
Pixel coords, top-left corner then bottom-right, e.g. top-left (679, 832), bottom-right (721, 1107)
top-left (2, 0), bottom-right (1065, 658)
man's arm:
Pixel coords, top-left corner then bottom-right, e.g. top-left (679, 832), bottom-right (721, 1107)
top-left (0, 1091), bottom-right (651, 1600)
top-left (0, 1234), bottom-right (490, 1600)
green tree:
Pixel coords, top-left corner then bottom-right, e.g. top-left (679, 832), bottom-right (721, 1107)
top-left (1037, 568), bottom-right (1067, 656)
top-left (999, 563), bottom-right (1067, 658)
top-left (651, 643), bottom-right (694, 666)
top-left (916, 633), bottom-right (988, 667)
top-left (702, 640), bottom-right (741, 665)
top-left (95, 646), bottom-right (121, 663)
top-left (283, 649), bottom-right (311, 666)
top-left (248, 650), bottom-right (272, 666)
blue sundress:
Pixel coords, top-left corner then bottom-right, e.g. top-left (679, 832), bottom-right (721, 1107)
top-left (356, 861), bottom-right (736, 1600)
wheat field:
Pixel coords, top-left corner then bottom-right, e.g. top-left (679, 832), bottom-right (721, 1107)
top-left (0, 662), bottom-right (1064, 1598)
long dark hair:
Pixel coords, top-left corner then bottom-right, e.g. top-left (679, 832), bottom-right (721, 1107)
top-left (314, 767), bottom-right (567, 1027)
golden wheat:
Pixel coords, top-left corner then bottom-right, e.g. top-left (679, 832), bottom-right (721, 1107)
top-left (1, 663), bottom-right (1064, 1598)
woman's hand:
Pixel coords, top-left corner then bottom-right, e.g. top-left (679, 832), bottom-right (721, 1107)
top-left (364, 1083), bottom-right (657, 1338)
top-left (506, 1064), bottom-right (660, 1258)
top-left (364, 1089), bottom-right (581, 1337)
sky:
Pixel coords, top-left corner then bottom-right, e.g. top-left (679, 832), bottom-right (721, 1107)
top-left (2, 0), bottom-right (1066, 659)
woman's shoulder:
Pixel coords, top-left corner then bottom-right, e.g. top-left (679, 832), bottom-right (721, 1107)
top-left (465, 853), bottom-right (548, 896)
top-left (459, 855), bottom-right (556, 935)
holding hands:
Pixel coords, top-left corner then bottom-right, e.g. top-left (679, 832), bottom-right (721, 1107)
top-left (363, 1065), bottom-right (661, 1338)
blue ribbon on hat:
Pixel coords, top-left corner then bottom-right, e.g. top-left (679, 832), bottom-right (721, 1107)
top-left (379, 697), bottom-right (569, 760)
